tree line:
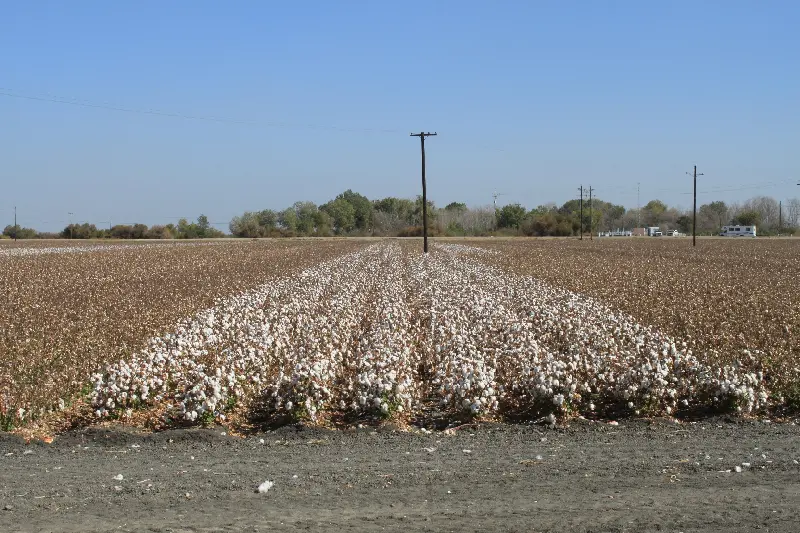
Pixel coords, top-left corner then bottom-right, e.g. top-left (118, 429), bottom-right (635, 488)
top-left (3, 194), bottom-right (798, 240)
top-left (1, 215), bottom-right (224, 240)
top-left (228, 190), bottom-right (799, 238)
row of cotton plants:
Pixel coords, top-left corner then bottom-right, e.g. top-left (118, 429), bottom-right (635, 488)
top-left (433, 243), bottom-right (770, 418)
top-left (89, 241), bottom-right (771, 426)
top-left (340, 245), bottom-right (424, 417)
top-left (0, 240), bottom-right (232, 258)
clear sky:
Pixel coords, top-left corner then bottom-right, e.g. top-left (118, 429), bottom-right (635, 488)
top-left (2, 1), bottom-right (799, 231)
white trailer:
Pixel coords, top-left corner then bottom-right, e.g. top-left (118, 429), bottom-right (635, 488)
top-left (720, 225), bottom-right (757, 237)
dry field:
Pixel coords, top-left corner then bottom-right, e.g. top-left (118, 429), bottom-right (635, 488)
top-left (0, 239), bottom-right (363, 430)
top-left (1, 237), bottom-right (797, 434)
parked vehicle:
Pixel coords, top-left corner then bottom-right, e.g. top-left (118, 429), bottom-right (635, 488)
top-left (720, 225), bottom-right (757, 237)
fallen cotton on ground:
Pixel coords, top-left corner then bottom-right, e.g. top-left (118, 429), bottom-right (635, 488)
top-left (90, 241), bottom-right (771, 426)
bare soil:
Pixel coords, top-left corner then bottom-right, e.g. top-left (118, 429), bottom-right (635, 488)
top-left (2, 418), bottom-right (799, 532)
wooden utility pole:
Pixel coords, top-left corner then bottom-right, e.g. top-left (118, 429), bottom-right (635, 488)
top-left (578, 186), bottom-right (584, 240)
top-left (687, 166), bottom-right (704, 247)
top-left (779, 201), bottom-right (782, 233)
top-left (588, 186), bottom-right (594, 241)
top-left (410, 132), bottom-right (437, 254)
top-left (13, 206), bottom-right (17, 242)
top-left (637, 182), bottom-right (641, 228)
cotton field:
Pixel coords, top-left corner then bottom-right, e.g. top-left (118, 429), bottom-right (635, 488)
top-left (88, 241), bottom-right (774, 426)
top-left (1, 238), bottom-right (796, 432)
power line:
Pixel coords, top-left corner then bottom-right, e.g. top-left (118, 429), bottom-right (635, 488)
top-left (593, 177), bottom-right (797, 199)
top-left (0, 88), bottom-right (404, 135)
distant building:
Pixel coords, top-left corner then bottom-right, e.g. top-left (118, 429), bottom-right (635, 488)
top-left (632, 228), bottom-right (646, 236)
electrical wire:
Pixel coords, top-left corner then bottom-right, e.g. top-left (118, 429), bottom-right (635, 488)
top-left (0, 88), bottom-right (405, 135)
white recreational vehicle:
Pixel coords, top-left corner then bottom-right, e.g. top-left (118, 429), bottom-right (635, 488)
top-left (720, 225), bottom-right (757, 237)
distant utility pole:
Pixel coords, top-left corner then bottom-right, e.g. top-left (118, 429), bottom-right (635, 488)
top-left (588, 186), bottom-right (594, 241)
top-left (686, 166), bottom-right (704, 247)
top-left (637, 182), bottom-right (641, 228)
top-left (492, 191), bottom-right (502, 210)
top-left (68, 212), bottom-right (74, 239)
top-left (779, 201), bottom-right (782, 233)
top-left (410, 132), bottom-right (437, 254)
top-left (578, 186), bottom-right (584, 240)
top-left (13, 206), bottom-right (17, 242)
top-left (492, 191), bottom-right (505, 232)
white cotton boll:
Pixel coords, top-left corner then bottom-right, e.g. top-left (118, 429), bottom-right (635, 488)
top-left (257, 480), bottom-right (274, 493)
top-left (285, 401), bottom-right (293, 411)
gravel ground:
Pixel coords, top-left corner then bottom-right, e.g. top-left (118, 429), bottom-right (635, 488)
top-left (1, 419), bottom-right (799, 532)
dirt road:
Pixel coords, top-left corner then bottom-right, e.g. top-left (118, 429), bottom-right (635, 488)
top-left (2, 419), bottom-right (799, 532)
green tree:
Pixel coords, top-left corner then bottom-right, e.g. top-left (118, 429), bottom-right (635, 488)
top-left (698, 201), bottom-right (728, 231)
top-left (497, 203), bottom-right (527, 229)
top-left (643, 200), bottom-right (667, 225)
top-left (197, 214), bottom-right (210, 237)
top-left (734, 210), bottom-right (760, 226)
top-left (258, 210), bottom-right (278, 231)
top-left (314, 209), bottom-right (333, 236)
top-left (61, 223), bottom-right (99, 239)
top-left (230, 212), bottom-right (263, 238)
top-left (320, 198), bottom-right (356, 234)
top-left (335, 190), bottom-right (373, 231)
top-left (444, 202), bottom-right (468, 213)
top-left (145, 225), bottom-right (174, 239)
top-left (2, 225), bottom-right (37, 239)
top-left (293, 201), bottom-right (318, 235)
top-left (278, 208), bottom-right (298, 233)
top-left (374, 197), bottom-right (415, 226)
top-left (676, 215), bottom-right (692, 234)
top-left (412, 195), bottom-right (437, 226)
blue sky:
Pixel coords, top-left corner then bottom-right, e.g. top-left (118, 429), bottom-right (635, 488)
top-left (2, 1), bottom-right (799, 231)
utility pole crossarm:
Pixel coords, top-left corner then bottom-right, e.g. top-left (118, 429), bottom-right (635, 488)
top-left (410, 132), bottom-right (437, 254)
